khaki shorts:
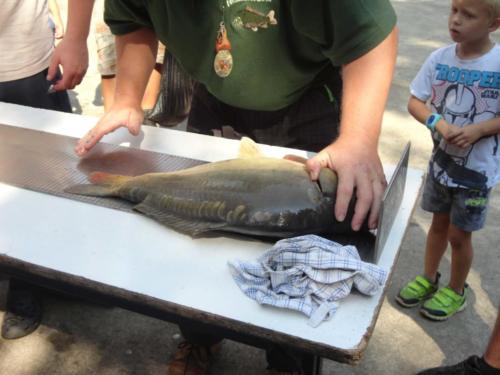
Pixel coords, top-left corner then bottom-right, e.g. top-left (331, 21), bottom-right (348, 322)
top-left (95, 21), bottom-right (166, 76)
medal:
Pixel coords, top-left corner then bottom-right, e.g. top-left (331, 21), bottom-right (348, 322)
top-left (214, 22), bottom-right (233, 78)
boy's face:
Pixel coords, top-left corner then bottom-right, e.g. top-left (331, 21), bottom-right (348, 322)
top-left (448, 0), bottom-right (499, 44)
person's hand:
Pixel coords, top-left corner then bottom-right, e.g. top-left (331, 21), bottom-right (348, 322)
top-left (446, 125), bottom-right (483, 148)
top-left (47, 36), bottom-right (88, 91)
top-left (75, 105), bottom-right (144, 157)
top-left (305, 139), bottom-right (387, 231)
top-left (435, 119), bottom-right (463, 142)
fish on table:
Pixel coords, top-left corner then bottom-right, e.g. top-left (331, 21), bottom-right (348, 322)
top-left (65, 138), bottom-right (364, 238)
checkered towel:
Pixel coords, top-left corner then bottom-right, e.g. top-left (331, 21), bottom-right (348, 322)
top-left (228, 235), bottom-right (387, 327)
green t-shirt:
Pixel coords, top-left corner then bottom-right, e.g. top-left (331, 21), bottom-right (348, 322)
top-left (105, 0), bottom-right (396, 111)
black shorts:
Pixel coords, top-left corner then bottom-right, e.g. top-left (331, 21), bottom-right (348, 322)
top-left (187, 83), bottom-right (340, 153)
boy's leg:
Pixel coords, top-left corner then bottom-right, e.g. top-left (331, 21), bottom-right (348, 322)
top-left (420, 186), bottom-right (489, 321)
top-left (424, 212), bottom-right (450, 282)
top-left (396, 177), bottom-right (450, 308)
top-left (447, 224), bottom-right (473, 294)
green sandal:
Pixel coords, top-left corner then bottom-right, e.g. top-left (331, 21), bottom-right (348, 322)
top-left (420, 284), bottom-right (468, 321)
top-left (396, 273), bottom-right (439, 308)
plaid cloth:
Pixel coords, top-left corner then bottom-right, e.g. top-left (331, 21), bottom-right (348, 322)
top-left (228, 235), bottom-right (387, 327)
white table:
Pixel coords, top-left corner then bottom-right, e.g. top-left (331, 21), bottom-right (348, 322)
top-left (0, 102), bottom-right (424, 372)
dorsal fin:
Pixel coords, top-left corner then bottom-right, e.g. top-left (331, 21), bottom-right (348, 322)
top-left (238, 137), bottom-right (263, 159)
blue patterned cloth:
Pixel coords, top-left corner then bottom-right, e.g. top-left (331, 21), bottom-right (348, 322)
top-left (228, 235), bottom-right (387, 327)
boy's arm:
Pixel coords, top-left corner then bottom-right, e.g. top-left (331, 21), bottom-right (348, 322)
top-left (306, 26), bottom-right (398, 231)
top-left (75, 27), bottom-right (158, 157)
top-left (47, 0), bottom-right (94, 90)
top-left (407, 95), bottom-right (457, 139)
top-left (447, 117), bottom-right (500, 148)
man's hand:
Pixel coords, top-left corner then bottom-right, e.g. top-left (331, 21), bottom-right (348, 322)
top-left (47, 37), bottom-right (89, 90)
top-left (306, 139), bottom-right (387, 231)
top-left (75, 105), bottom-right (144, 157)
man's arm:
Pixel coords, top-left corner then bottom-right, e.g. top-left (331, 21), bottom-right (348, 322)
top-left (47, 0), bottom-right (94, 90)
top-left (307, 26), bottom-right (398, 231)
top-left (75, 27), bottom-right (158, 156)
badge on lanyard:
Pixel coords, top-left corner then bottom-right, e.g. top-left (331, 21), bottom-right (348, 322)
top-left (214, 22), bottom-right (233, 78)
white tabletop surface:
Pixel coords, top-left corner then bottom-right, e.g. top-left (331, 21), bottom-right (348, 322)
top-left (0, 102), bottom-right (424, 354)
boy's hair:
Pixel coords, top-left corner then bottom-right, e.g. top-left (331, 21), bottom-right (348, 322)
top-left (481, 0), bottom-right (500, 18)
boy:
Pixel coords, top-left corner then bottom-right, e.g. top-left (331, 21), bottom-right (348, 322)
top-left (396, 0), bottom-right (500, 321)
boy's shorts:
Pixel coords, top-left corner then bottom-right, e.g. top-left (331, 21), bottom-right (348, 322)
top-left (421, 174), bottom-right (491, 232)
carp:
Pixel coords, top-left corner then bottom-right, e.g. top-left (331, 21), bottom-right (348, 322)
top-left (65, 138), bottom-right (361, 238)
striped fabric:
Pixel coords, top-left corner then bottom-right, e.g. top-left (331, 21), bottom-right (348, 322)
top-left (228, 235), bottom-right (387, 327)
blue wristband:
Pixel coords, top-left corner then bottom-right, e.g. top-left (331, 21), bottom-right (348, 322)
top-left (425, 113), bottom-right (442, 132)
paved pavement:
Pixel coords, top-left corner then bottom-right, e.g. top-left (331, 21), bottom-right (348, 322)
top-left (1, 1), bottom-right (499, 374)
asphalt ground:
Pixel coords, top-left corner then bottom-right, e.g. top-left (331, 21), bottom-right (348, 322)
top-left (0, 1), bottom-right (499, 374)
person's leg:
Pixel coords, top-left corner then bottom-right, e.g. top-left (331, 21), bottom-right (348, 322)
top-left (95, 20), bottom-right (117, 112)
top-left (396, 177), bottom-right (451, 308)
top-left (265, 346), bottom-right (304, 374)
top-left (447, 224), bottom-right (472, 294)
top-left (168, 324), bottom-right (222, 375)
top-left (417, 310), bottom-right (500, 375)
top-left (424, 212), bottom-right (450, 282)
top-left (484, 310), bottom-right (500, 369)
top-left (100, 75), bottom-right (116, 112)
top-left (1, 279), bottom-right (42, 340)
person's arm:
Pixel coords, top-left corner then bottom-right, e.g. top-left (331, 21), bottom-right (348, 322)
top-left (306, 26), bottom-right (398, 231)
top-left (75, 27), bottom-right (158, 157)
top-left (447, 116), bottom-right (500, 148)
top-left (48, 0), bottom-right (65, 39)
top-left (407, 95), bottom-right (456, 139)
top-left (47, 0), bottom-right (94, 90)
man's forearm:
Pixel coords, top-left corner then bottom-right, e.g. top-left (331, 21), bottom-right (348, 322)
top-left (114, 28), bottom-right (158, 107)
top-left (338, 26), bottom-right (398, 148)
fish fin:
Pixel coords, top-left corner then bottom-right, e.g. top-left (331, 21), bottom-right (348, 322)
top-left (64, 171), bottom-right (130, 197)
top-left (238, 137), bottom-right (264, 159)
top-left (64, 183), bottom-right (115, 197)
top-left (133, 199), bottom-right (227, 237)
top-left (89, 171), bottom-right (130, 186)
